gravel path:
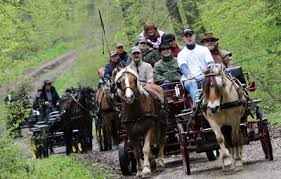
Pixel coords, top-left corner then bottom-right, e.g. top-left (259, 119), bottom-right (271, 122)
top-left (78, 127), bottom-right (281, 179)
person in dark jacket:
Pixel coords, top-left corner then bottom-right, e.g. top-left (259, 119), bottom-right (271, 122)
top-left (116, 43), bottom-right (129, 65)
top-left (104, 51), bottom-right (125, 81)
top-left (162, 33), bottom-right (182, 57)
top-left (40, 80), bottom-right (60, 120)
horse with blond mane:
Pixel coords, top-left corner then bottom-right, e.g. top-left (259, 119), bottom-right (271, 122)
top-left (115, 68), bottom-right (168, 177)
top-left (201, 63), bottom-right (248, 170)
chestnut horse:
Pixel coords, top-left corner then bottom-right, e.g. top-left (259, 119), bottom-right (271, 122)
top-left (115, 68), bottom-right (168, 177)
top-left (202, 63), bottom-right (247, 170)
top-left (95, 81), bottom-right (120, 150)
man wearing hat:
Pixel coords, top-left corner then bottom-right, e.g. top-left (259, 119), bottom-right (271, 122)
top-left (162, 33), bottom-right (182, 57)
top-left (127, 46), bottom-right (154, 86)
top-left (126, 36), bottom-right (160, 67)
top-left (201, 32), bottom-right (234, 67)
top-left (116, 43), bottom-right (129, 65)
top-left (154, 44), bottom-right (181, 86)
top-left (104, 51), bottom-right (125, 81)
top-left (177, 28), bottom-right (214, 103)
top-left (40, 80), bottom-right (60, 120)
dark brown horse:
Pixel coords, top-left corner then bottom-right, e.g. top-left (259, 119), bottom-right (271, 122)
top-left (202, 64), bottom-right (247, 170)
top-left (60, 87), bottom-right (95, 155)
top-left (115, 68), bottom-right (168, 177)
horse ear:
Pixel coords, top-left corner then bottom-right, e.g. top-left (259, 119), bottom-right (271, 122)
top-left (201, 66), bottom-right (209, 75)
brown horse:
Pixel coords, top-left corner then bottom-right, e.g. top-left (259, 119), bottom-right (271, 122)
top-left (60, 87), bottom-right (95, 155)
top-left (115, 68), bottom-right (168, 177)
top-left (95, 81), bottom-right (120, 150)
top-left (202, 63), bottom-right (247, 170)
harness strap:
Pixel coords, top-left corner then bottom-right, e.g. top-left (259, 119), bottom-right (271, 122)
top-left (201, 100), bottom-right (247, 111)
top-left (71, 95), bottom-right (90, 113)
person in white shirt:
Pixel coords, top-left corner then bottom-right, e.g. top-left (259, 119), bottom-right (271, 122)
top-left (177, 28), bottom-right (215, 103)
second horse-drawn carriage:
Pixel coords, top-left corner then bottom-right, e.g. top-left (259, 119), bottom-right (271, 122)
top-left (112, 65), bottom-right (273, 177)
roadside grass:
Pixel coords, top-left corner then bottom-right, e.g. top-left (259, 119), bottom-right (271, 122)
top-left (26, 155), bottom-right (113, 179)
top-left (267, 104), bottom-right (281, 125)
top-left (1, 38), bottom-right (87, 84)
top-left (54, 47), bottom-right (108, 95)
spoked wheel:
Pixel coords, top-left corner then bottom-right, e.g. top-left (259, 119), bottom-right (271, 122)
top-left (256, 107), bottom-right (273, 160)
top-left (95, 116), bottom-right (110, 151)
top-left (177, 123), bottom-right (190, 175)
top-left (118, 142), bottom-right (136, 175)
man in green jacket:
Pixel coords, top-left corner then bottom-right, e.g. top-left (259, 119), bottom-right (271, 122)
top-left (153, 44), bottom-right (182, 86)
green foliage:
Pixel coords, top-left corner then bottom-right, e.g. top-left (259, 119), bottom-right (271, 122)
top-left (198, 0), bottom-right (281, 109)
top-left (54, 47), bottom-right (108, 95)
top-left (0, 1), bottom-right (95, 84)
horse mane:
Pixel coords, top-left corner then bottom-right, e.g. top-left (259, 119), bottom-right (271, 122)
top-left (114, 68), bottom-right (146, 95)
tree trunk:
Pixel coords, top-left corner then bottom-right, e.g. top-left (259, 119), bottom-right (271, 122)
top-left (181, 0), bottom-right (205, 34)
top-left (165, 0), bottom-right (184, 37)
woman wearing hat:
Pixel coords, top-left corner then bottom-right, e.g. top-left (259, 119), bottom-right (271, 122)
top-left (201, 32), bottom-right (235, 67)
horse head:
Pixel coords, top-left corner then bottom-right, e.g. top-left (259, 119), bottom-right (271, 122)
top-left (78, 87), bottom-right (96, 112)
top-left (202, 63), bottom-right (226, 113)
top-left (114, 68), bottom-right (143, 104)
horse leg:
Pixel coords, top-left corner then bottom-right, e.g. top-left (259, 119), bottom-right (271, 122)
top-left (208, 119), bottom-right (233, 168)
top-left (64, 128), bottom-right (72, 155)
top-left (232, 121), bottom-right (243, 168)
top-left (157, 142), bottom-right (165, 169)
top-left (133, 141), bottom-right (143, 177)
top-left (142, 128), bottom-right (152, 177)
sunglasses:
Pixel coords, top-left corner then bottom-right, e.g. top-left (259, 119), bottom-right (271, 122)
top-left (161, 48), bottom-right (171, 51)
top-left (139, 42), bottom-right (147, 45)
top-left (204, 39), bottom-right (216, 43)
top-left (184, 34), bottom-right (193, 37)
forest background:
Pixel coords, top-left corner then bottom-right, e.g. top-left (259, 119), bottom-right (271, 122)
top-left (0, 0), bottom-right (280, 178)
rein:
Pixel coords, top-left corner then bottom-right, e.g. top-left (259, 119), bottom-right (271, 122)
top-left (71, 95), bottom-right (91, 113)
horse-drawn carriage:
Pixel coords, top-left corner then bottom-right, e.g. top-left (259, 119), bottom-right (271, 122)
top-left (30, 87), bottom-right (95, 158)
top-left (114, 65), bottom-right (273, 177)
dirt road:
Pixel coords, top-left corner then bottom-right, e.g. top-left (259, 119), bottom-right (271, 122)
top-left (79, 127), bottom-right (281, 179)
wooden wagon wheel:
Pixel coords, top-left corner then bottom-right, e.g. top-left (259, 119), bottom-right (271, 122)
top-left (177, 123), bottom-right (191, 175)
top-left (118, 142), bottom-right (137, 175)
top-left (256, 107), bottom-right (273, 160)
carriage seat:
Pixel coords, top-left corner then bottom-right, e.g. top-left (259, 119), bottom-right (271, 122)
top-left (226, 66), bottom-right (247, 88)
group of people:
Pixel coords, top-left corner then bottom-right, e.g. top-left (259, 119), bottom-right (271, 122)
top-left (97, 21), bottom-right (235, 105)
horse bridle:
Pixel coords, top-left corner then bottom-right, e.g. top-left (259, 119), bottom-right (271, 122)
top-left (71, 95), bottom-right (91, 113)
top-left (116, 71), bottom-right (139, 98)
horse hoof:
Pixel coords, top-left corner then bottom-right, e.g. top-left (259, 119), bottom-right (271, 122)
top-left (142, 166), bottom-right (151, 178)
top-left (136, 170), bottom-right (142, 178)
top-left (157, 159), bottom-right (165, 170)
top-left (223, 157), bottom-right (234, 168)
top-left (234, 160), bottom-right (243, 171)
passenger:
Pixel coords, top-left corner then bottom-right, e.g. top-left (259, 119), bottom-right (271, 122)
top-left (126, 36), bottom-right (160, 67)
top-left (116, 43), bottom-right (129, 65)
top-left (40, 80), bottom-right (60, 120)
top-left (201, 32), bottom-right (235, 67)
top-left (127, 46), bottom-right (154, 86)
top-left (59, 88), bottom-right (73, 106)
top-left (139, 21), bottom-right (165, 49)
top-left (154, 44), bottom-right (181, 87)
top-left (104, 51), bottom-right (125, 81)
top-left (97, 67), bottom-right (106, 89)
top-left (177, 28), bottom-right (214, 103)
top-left (162, 33), bottom-right (182, 57)
top-left (33, 88), bottom-right (42, 110)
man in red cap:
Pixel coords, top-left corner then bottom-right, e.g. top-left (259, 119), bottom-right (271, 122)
top-left (201, 32), bottom-right (235, 67)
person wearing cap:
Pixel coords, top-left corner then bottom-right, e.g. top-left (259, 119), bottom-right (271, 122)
top-left (126, 36), bottom-right (160, 67)
top-left (59, 88), bottom-right (73, 106)
top-left (162, 33), bottom-right (182, 57)
top-left (154, 44), bottom-right (181, 86)
top-left (116, 43), bottom-right (129, 65)
top-left (201, 32), bottom-right (235, 67)
top-left (104, 51), bottom-right (125, 81)
top-left (127, 46), bottom-right (154, 86)
top-left (138, 21), bottom-right (165, 49)
top-left (40, 80), bottom-right (60, 120)
top-left (177, 28), bottom-right (215, 103)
